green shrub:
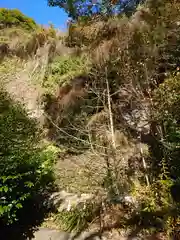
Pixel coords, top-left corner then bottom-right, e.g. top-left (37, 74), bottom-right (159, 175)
top-left (153, 76), bottom-right (180, 177)
top-left (0, 90), bottom-right (56, 231)
top-left (153, 76), bottom-right (180, 126)
top-left (0, 8), bottom-right (37, 30)
top-left (43, 55), bottom-right (90, 93)
top-left (131, 175), bottom-right (174, 236)
top-left (55, 201), bottom-right (100, 233)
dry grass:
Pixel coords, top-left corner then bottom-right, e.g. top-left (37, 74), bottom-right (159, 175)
top-left (54, 126), bottom-right (149, 195)
top-left (0, 22), bottom-right (73, 114)
top-left (0, 57), bottom-right (43, 119)
top-left (66, 16), bottom-right (128, 48)
top-left (45, 2), bottom-right (173, 201)
top-left (0, 25), bottom-right (67, 60)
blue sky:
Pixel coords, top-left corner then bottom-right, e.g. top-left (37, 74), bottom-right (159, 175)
top-left (0, 0), bottom-right (68, 30)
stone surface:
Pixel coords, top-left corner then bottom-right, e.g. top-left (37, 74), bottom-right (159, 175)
top-left (33, 228), bottom-right (72, 240)
top-left (49, 190), bottom-right (93, 212)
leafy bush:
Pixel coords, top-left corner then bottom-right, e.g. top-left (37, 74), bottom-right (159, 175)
top-left (0, 8), bottom-right (37, 30)
top-left (43, 55), bottom-right (90, 93)
top-left (153, 76), bottom-right (180, 177)
top-left (130, 173), bottom-right (180, 238)
top-left (153, 75), bottom-right (180, 127)
top-left (0, 90), bottom-right (56, 235)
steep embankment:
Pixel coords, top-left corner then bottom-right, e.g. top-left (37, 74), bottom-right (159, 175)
top-left (1, 3), bottom-right (180, 239)
top-left (42, 1), bottom-right (180, 239)
top-left (0, 8), bottom-right (72, 121)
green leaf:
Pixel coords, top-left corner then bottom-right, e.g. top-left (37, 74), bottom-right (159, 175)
top-left (16, 203), bottom-right (22, 209)
top-left (0, 205), bottom-right (5, 216)
top-left (25, 181), bottom-right (34, 188)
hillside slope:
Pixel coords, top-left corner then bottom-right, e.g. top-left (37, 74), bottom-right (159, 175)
top-left (42, 0), bottom-right (180, 238)
top-left (0, 3), bottom-right (180, 239)
top-left (0, 8), bottom-right (72, 121)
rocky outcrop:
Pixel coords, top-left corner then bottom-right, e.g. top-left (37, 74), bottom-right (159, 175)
top-left (49, 191), bottom-right (94, 212)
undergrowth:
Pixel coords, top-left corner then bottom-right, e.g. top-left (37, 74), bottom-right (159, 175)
top-left (43, 54), bottom-right (90, 93)
top-left (0, 90), bottom-right (58, 239)
top-left (1, 1), bottom-right (180, 238)
top-left (55, 201), bottom-right (100, 233)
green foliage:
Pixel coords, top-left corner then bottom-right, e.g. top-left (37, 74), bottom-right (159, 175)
top-left (153, 76), bottom-right (180, 177)
top-left (0, 8), bottom-right (37, 30)
top-left (42, 1), bottom-right (180, 235)
top-left (131, 174), bottom-right (175, 236)
top-left (153, 76), bottom-right (180, 125)
top-left (143, 179), bottom-right (173, 213)
top-left (0, 90), bottom-right (56, 227)
top-left (47, 23), bottom-right (57, 38)
top-left (56, 202), bottom-right (99, 232)
top-left (43, 55), bottom-right (90, 93)
top-left (51, 56), bottom-right (85, 76)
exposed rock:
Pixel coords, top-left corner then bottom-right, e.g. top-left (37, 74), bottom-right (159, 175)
top-left (33, 228), bottom-right (72, 240)
top-left (49, 190), bottom-right (94, 212)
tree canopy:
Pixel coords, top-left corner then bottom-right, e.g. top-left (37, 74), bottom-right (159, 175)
top-left (48, 0), bottom-right (144, 19)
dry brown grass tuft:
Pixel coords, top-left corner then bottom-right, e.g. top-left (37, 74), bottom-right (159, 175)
top-left (0, 26), bottom-right (67, 120)
top-left (66, 16), bottom-right (128, 48)
top-left (0, 25), bottom-right (67, 60)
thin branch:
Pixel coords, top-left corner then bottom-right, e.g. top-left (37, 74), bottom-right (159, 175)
top-left (44, 112), bottom-right (109, 151)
